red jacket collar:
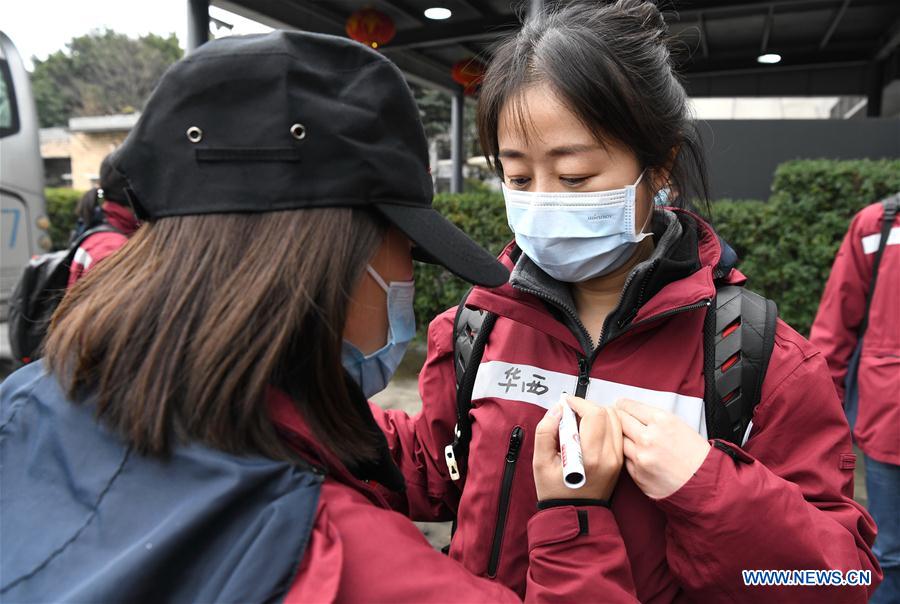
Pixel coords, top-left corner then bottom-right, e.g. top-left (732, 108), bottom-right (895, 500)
top-left (266, 387), bottom-right (391, 507)
top-left (102, 201), bottom-right (140, 236)
top-left (467, 210), bottom-right (739, 345)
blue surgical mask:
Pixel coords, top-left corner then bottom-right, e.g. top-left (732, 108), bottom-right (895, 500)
top-left (503, 171), bottom-right (652, 283)
top-left (342, 265), bottom-right (416, 398)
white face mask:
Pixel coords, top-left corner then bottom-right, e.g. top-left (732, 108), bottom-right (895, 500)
top-left (503, 171), bottom-right (651, 283)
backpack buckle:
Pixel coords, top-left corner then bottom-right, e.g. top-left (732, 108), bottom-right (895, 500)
top-left (444, 444), bottom-right (460, 481)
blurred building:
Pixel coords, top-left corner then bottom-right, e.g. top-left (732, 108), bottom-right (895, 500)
top-left (39, 113), bottom-right (138, 190)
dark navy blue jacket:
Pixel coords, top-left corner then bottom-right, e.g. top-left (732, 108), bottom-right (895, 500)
top-left (0, 361), bottom-right (321, 603)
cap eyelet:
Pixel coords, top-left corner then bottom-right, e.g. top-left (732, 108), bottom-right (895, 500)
top-left (186, 126), bottom-right (203, 143)
top-left (290, 123), bottom-right (306, 140)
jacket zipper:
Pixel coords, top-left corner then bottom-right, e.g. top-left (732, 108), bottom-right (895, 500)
top-left (582, 300), bottom-right (713, 389)
top-left (575, 356), bottom-right (591, 398)
top-left (487, 426), bottom-right (524, 578)
top-left (513, 275), bottom-right (711, 393)
top-left (604, 299), bottom-right (712, 349)
top-left (610, 259), bottom-right (660, 336)
top-left (512, 284), bottom-right (595, 354)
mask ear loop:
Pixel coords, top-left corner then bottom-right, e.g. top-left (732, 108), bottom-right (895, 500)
top-left (365, 264), bottom-right (393, 345)
top-left (366, 264), bottom-right (390, 293)
top-left (631, 169), bottom-right (655, 239)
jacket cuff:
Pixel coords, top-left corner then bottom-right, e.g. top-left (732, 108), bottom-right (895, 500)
top-left (655, 440), bottom-right (754, 517)
top-left (527, 505), bottom-right (617, 550)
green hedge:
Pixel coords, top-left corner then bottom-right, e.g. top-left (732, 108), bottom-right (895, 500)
top-left (711, 159), bottom-right (900, 335)
top-left (415, 159), bottom-right (900, 337)
top-left (414, 192), bottom-right (511, 332)
top-left (45, 187), bottom-right (83, 250)
top-left (45, 158), bottom-right (900, 338)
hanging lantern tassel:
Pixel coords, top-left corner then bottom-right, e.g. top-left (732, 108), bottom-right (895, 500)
top-left (451, 58), bottom-right (487, 96)
top-left (346, 7), bottom-right (396, 49)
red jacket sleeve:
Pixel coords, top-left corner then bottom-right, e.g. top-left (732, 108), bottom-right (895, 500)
top-left (809, 211), bottom-right (872, 401)
top-left (67, 231), bottom-right (130, 288)
top-left (287, 481), bottom-right (638, 603)
top-left (370, 307), bottom-right (462, 520)
top-left (655, 325), bottom-right (880, 602)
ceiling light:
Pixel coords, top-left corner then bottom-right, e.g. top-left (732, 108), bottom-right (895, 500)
top-left (757, 53), bottom-right (782, 64)
top-left (424, 7), bottom-right (452, 20)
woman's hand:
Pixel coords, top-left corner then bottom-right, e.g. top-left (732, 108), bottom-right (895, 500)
top-left (533, 395), bottom-right (624, 502)
top-left (615, 398), bottom-right (711, 500)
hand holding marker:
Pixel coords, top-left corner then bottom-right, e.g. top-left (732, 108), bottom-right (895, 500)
top-left (533, 393), bottom-right (623, 502)
top-left (558, 392), bottom-right (586, 489)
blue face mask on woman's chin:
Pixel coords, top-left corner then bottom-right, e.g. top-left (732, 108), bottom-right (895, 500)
top-left (341, 265), bottom-right (416, 398)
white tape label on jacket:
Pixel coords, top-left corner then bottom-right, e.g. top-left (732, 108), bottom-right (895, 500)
top-left (861, 227), bottom-right (900, 255)
top-left (471, 360), bottom-right (707, 438)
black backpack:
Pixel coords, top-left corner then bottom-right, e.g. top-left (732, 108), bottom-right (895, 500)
top-left (8, 224), bottom-right (119, 364)
top-left (444, 279), bottom-right (778, 482)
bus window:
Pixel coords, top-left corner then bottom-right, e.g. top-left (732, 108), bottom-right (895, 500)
top-left (0, 59), bottom-right (19, 138)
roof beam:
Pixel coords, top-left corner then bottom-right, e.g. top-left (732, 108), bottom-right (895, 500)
top-left (388, 51), bottom-right (460, 93)
top-left (760, 5), bottom-right (773, 53)
top-left (819, 0), bottom-right (852, 50)
top-left (875, 16), bottom-right (900, 60)
top-left (215, 0), bottom-right (345, 33)
top-left (675, 0), bottom-right (843, 22)
top-left (386, 16), bottom-right (519, 50)
top-left (460, 42), bottom-right (487, 59)
top-left (380, 0), bottom-right (427, 23)
top-left (456, 0), bottom-right (492, 18)
top-left (699, 13), bottom-right (710, 59)
top-left (216, 0), bottom-right (462, 92)
top-left (684, 59), bottom-right (870, 96)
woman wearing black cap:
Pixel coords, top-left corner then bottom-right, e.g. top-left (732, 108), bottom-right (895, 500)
top-left (0, 32), bottom-right (635, 602)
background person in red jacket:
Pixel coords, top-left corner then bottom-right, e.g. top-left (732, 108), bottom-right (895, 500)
top-left (371, 1), bottom-right (880, 601)
top-left (67, 152), bottom-right (139, 287)
top-left (811, 197), bottom-right (900, 604)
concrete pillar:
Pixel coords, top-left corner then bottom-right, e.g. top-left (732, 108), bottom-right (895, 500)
top-left (867, 60), bottom-right (886, 117)
top-left (450, 87), bottom-right (465, 194)
top-left (187, 0), bottom-right (210, 53)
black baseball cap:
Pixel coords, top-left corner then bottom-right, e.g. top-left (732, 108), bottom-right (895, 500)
top-left (116, 30), bottom-right (508, 288)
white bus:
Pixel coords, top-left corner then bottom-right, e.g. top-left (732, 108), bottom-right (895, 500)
top-left (0, 32), bottom-right (51, 360)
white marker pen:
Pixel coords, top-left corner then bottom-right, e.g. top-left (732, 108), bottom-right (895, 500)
top-left (558, 393), bottom-right (586, 489)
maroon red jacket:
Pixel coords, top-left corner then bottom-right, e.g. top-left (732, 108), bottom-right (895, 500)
top-left (265, 387), bottom-right (640, 602)
top-left (810, 201), bottom-right (900, 465)
top-left (373, 210), bottom-right (880, 602)
top-left (67, 202), bottom-right (139, 287)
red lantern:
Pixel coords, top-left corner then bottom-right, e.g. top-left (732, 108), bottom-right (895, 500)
top-left (451, 58), bottom-right (486, 95)
top-left (346, 7), bottom-right (396, 49)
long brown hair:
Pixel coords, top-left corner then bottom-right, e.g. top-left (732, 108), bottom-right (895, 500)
top-left (45, 208), bottom-right (386, 466)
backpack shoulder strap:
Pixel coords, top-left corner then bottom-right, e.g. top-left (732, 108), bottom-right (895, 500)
top-left (704, 284), bottom-right (778, 446)
top-left (445, 288), bottom-right (497, 481)
top-left (72, 223), bottom-right (121, 250)
top-left (65, 223), bottom-right (122, 265)
top-left (858, 193), bottom-right (900, 339)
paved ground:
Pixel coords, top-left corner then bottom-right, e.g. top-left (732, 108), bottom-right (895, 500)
top-left (370, 344), bottom-right (453, 550)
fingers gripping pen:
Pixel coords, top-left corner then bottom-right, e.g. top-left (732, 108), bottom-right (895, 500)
top-left (558, 393), bottom-right (586, 489)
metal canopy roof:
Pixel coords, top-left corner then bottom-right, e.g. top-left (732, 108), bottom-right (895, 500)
top-left (214, 0), bottom-right (900, 103)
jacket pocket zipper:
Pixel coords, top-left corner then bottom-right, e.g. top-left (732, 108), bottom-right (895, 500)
top-left (487, 425), bottom-right (524, 578)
